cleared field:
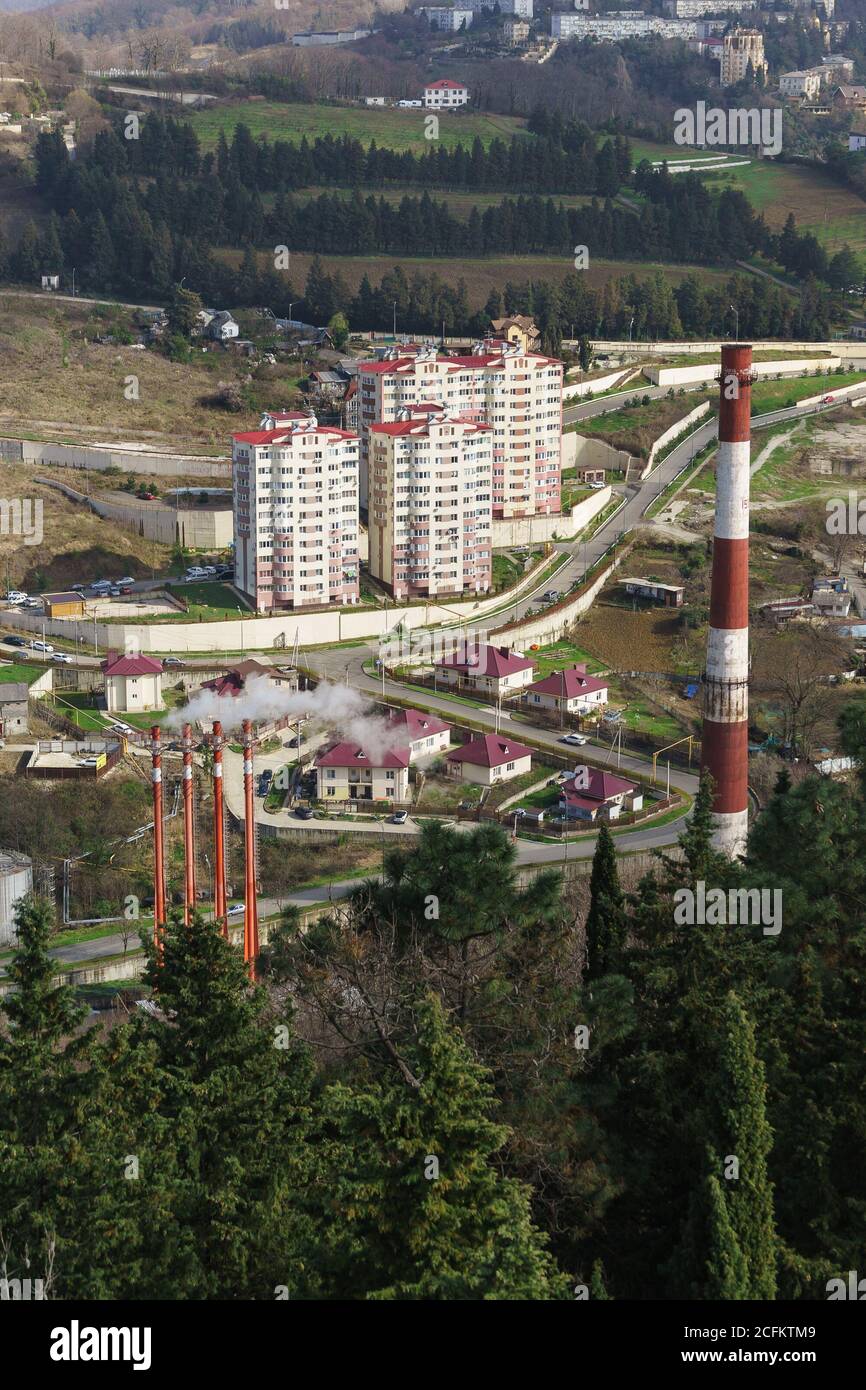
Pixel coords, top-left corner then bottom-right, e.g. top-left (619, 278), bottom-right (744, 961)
top-left (706, 160), bottom-right (866, 254)
top-left (187, 100), bottom-right (529, 153)
top-left (0, 294), bottom-right (292, 454)
top-left (288, 185), bottom-right (598, 213)
top-left (230, 248), bottom-right (732, 298)
top-left (750, 370), bottom-right (866, 414)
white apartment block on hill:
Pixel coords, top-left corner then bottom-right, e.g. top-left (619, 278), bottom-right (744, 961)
top-left (232, 413), bottom-right (360, 611)
top-left (357, 341), bottom-right (563, 519)
top-left (552, 11), bottom-right (698, 39)
top-left (368, 407), bottom-right (493, 600)
top-left (720, 28), bottom-right (767, 86)
top-left (420, 7), bottom-right (474, 31)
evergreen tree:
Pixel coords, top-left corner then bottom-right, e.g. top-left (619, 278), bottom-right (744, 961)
top-left (167, 282), bottom-right (203, 337)
top-left (311, 993), bottom-right (569, 1300)
top-left (679, 1161), bottom-right (749, 1299)
top-left (584, 823), bottom-right (625, 979)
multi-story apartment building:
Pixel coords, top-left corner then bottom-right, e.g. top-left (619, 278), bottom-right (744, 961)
top-left (780, 69), bottom-right (823, 99)
top-left (420, 7), bottom-right (474, 31)
top-left (368, 407), bottom-right (493, 599)
top-left (664, 0), bottom-right (753, 15)
top-left (552, 11), bottom-right (698, 39)
top-left (232, 412), bottom-right (360, 611)
top-left (423, 79), bottom-right (470, 108)
top-left (357, 341), bottom-right (563, 518)
top-left (719, 28), bottom-right (767, 86)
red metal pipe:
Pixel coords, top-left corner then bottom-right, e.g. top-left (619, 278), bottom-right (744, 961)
top-left (701, 343), bottom-right (752, 857)
top-left (182, 723), bottom-right (196, 925)
top-left (242, 718), bottom-right (259, 981)
top-left (212, 719), bottom-right (228, 937)
top-left (151, 724), bottom-right (166, 954)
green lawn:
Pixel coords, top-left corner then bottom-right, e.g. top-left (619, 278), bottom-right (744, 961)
top-left (187, 100), bottom-right (529, 154)
top-left (0, 661), bottom-right (42, 685)
top-left (163, 582), bottom-right (252, 622)
top-left (528, 640), bottom-right (607, 677)
top-left (751, 370), bottom-right (866, 415)
top-left (53, 693), bottom-right (112, 731)
top-left (492, 553), bottom-right (523, 593)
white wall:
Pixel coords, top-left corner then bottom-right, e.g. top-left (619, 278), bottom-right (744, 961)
top-left (644, 357), bottom-right (842, 387)
top-left (646, 400), bottom-right (711, 470)
top-left (563, 367), bottom-right (639, 401)
top-left (490, 486), bottom-right (611, 546)
top-left (3, 436), bottom-right (231, 480)
top-left (580, 340), bottom-right (866, 360)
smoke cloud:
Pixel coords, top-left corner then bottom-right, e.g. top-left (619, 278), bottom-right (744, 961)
top-left (168, 676), bottom-right (412, 761)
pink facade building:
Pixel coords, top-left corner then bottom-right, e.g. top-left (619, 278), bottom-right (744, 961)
top-left (232, 414), bottom-right (360, 611)
top-left (357, 341), bottom-right (563, 519)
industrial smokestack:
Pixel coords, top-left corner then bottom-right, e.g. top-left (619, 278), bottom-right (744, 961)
top-left (242, 718), bottom-right (260, 981)
top-left (182, 723), bottom-right (197, 925)
top-left (212, 720), bottom-right (228, 937)
top-left (151, 724), bottom-right (166, 952)
top-left (702, 343), bottom-right (752, 858)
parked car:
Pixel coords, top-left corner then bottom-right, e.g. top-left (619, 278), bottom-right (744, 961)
top-left (3, 634), bottom-right (26, 647)
top-left (391, 810), bottom-right (409, 825)
top-left (5, 592), bottom-right (26, 606)
top-left (163, 656), bottom-right (185, 667)
top-left (561, 732), bottom-right (588, 746)
top-left (119, 585), bottom-right (133, 595)
top-left (116, 577), bottom-right (135, 587)
top-left (295, 806), bottom-right (315, 820)
top-left (51, 652), bottom-right (73, 664)
top-left (111, 721), bottom-right (134, 734)
top-left (71, 584), bottom-right (85, 592)
top-left (202, 566), bottom-right (218, 576)
top-left (286, 734), bottom-right (304, 748)
top-left (79, 756), bottom-right (98, 767)
top-left (544, 590), bottom-right (560, 602)
top-left (227, 903), bottom-right (245, 916)
top-left (109, 587), bottom-right (122, 597)
top-left (29, 639), bottom-right (54, 654)
top-left (258, 770), bottom-right (273, 797)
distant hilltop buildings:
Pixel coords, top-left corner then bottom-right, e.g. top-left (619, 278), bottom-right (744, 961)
top-left (719, 28), bottom-right (767, 87)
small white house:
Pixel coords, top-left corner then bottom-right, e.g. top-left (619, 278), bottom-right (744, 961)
top-left (316, 743), bottom-right (410, 802)
top-left (849, 130), bottom-right (866, 151)
top-left (524, 664), bottom-right (608, 716)
top-left (209, 311), bottom-right (239, 341)
top-left (424, 79), bottom-right (470, 109)
top-left (446, 733), bottom-right (533, 787)
top-left (385, 709), bottom-right (451, 763)
top-left (560, 766), bottom-right (642, 822)
top-left (41, 275), bottom-right (60, 291)
top-left (365, 96), bottom-right (386, 106)
top-left (434, 643), bottom-right (535, 699)
top-left (102, 652), bottom-right (163, 713)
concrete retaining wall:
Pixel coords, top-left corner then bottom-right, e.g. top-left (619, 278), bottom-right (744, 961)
top-left (646, 400), bottom-right (711, 470)
top-left (3, 436), bottom-right (231, 480)
top-left (562, 367), bottom-right (638, 401)
top-left (36, 477), bottom-right (233, 549)
top-left (492, 547), bottom-right (628, 647)
top-left (644, 357), bottom-right (842, 387)
top-left (569, 434), bottom-right (633, 474)
top-left (491, 486), bottom-right (610, 546)
top-left (581, 339), bottom-right (866, 360)
top-left (797, 382), bottom-right (866, 409)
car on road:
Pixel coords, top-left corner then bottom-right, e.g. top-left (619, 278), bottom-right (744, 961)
top-left (29, 639), bottom-right (54, 654)
top-left (163, 656), bottom-right (185, 667)
top-left (70, 584), bottom-right (86, 592)
top-left (544, 590), bottom-right (560, 602)
top-left (3, 634), bottom-right (26, 647)
top-left (561, 732), bottom-right (589, 746)
top-left (116, 577), bottom-right (135, 587)
top-left (111, 721), bottom-right (134, 734)
top-left (391, 810), bottom-right (409, 825)
top-left (295, 805), bottom-right (315, 820)
top-left (5, 592), bottom-right (26, 605)
top-left (258, 770), bottom-right (273, 797)
top-left (286, 734), bottom-right (305, 748)
top-left (51, 652), bottom-right (73, 664)
top-left (184, 567), bottom-right (208, 580)
top-left (227, 903), bottom-right (245, 916)
top-left (589, 480), bottom-right (607, 489)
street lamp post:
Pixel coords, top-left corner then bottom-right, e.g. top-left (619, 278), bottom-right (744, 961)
top-left (730, 303), bottom-right (739, 341)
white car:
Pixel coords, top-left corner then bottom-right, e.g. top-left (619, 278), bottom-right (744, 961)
top-left (561, 733), bottom-right (588, 746)
top-left (227, 904), bottom-right (245, 916)
top-left (116, 577), bottom-right (135, 587)
top-left (90, 580), bottom-right (112, 593)
top-left (51, 652), bottom-right (72, 664)
top-left (5, 591), bottom-right (26, 605)
top-left (29, 639), bottom-right (54, 654)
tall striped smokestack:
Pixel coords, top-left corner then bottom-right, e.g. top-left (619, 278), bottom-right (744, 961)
top-left (151, 724), bottom-right (166, 952)
top-left (242, 718), bottom-right (260, 981)
top-left (702, 343), bottom-right (752, 858)
top-left (182, 723), bottom-right (197, 925)
top-left (212, 720), bottom-right (228, 937)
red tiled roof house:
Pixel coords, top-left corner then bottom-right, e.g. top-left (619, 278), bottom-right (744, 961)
top-left (434, 643), bottom-right (535, 699)
top-left (385, 709), bottom-right (451, 762)
top-left (446, 733), bottom-right (533, 787)
top-left (101, 650), bottom-right (163, 714)
top-left (524, 663), bottom-right (608, 716)
top-left (315, 743), bottom-right (410, 803)
top-left (560, 765), bottom-right (642, 823)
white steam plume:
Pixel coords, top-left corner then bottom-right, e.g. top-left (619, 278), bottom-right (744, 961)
top-left (168, 676), bottom-right (412, 761)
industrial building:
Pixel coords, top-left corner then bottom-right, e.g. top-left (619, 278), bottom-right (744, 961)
top-left (619, 578), bottom-right (685, 607)
top-left (0, 850), bottom-right (33, 947)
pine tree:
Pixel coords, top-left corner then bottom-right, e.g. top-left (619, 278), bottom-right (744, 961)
top-left (679, 1160), bottom-right (749, 1299)
top-left (312, 993), bottom-right (569, 1300)
top-left (584, 823), bottom-right (625, 979)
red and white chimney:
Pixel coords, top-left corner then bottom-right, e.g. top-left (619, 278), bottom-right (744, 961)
top-left (242, 718), bottom-right (260, 980)
top-left (151, 724), bottom-right (166, 952)
top-left (212, 719), bottom-right (228, 937)
top-left (701, 343), bottom-right (752, 858)
top-left (182, 723), bottom-right (197, 925)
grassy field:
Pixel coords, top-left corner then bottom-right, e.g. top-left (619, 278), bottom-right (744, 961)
top-left (0, 661), bottom-right (43, 685)
top-left (750, 370), bottom-right (866, 414)
top-left (572, 394), bottom-right (714, 458)
top-left (706, 160), bottom-right (866, 254)
top-left (187, 100), bottom-right (529, 153)
top-left (164, 582), bottom-right (251, 622)
top-left (661, 349), bottom-right (836, 368)
top-left (528, 639), bottom-right (607, 677)
top-left (289, 185), bottom-right (598, 213)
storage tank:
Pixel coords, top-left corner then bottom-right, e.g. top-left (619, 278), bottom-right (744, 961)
top-left (0, 851), bottom-right (33, 946)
